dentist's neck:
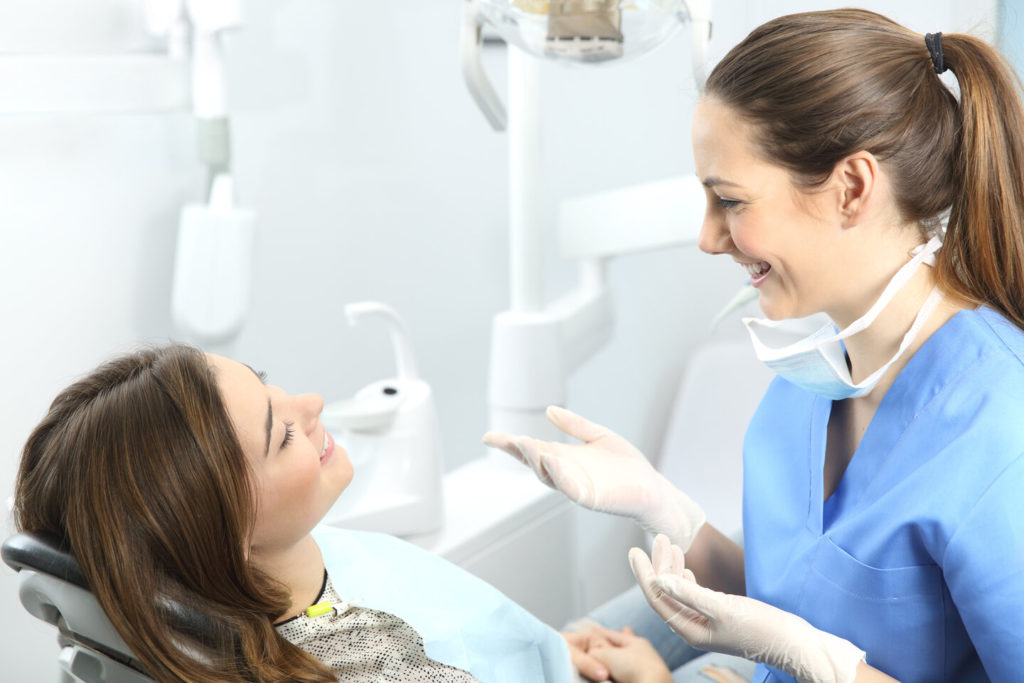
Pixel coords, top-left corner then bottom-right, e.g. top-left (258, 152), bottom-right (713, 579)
top-left (826, 224), bottom-right (943, 405)
top-left (839, 262), bottom-right (935, 389)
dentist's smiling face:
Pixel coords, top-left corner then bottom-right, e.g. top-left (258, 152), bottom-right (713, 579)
top-left (208, 354), bottom-right (353, 555)
top-left (692, 97), bottom-right (847, 321)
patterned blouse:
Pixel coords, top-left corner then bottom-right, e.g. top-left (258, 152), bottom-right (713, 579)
top-left (275, 571), bottom-right (480, 682)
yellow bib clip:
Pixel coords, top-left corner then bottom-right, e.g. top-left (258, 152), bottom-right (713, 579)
top-left (305, 601), bottom-right (334, 618)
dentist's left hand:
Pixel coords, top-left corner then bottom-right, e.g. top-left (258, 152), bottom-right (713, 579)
top-left (630, 535), bottom-right (867, 683)
top-left (483, 406), bottom-right (706, 551)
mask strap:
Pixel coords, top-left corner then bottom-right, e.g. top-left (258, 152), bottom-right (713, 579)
top-left (835, 236), bottom-right (942, 340)
top-left (824, 286), bottom-right (944, 392)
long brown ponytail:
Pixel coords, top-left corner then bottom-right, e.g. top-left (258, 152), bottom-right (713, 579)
top-left (14, 345), bottom-right (334, 682)
top-left (940, 32), bottom-right (1024, 328)
top-left (705, 9), bottom-right (1024, 329)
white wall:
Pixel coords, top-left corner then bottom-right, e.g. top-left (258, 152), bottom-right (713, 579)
top-left (0, 1), bottom-right (995, 679)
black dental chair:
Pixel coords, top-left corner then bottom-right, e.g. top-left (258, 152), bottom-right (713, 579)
top-left (3, 532), bottom-right (154, 683)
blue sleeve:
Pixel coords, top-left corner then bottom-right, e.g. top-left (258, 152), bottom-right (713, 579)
top-left (942, 452), bottom-right (1024, 680)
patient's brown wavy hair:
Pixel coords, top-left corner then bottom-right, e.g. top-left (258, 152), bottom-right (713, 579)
top-left (705, 8), bottom-right (1024, 329)
top-left (14, 344), bottom-right (335, 682)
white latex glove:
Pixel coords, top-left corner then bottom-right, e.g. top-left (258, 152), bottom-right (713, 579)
top-left (630, 535), bottom-right (866, 683)
top-left (483, 406), bottom-right (706, 551)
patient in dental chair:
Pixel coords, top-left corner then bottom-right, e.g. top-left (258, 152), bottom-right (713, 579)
top-left (13, 343), bottom-right (671, 683)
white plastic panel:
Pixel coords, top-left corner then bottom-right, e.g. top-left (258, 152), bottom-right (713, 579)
top-left (407, 457), bottom-right (579, 627)
top-left (458, 502), bottom-right (577, 629)
top-left (559, 174), bottom-right (706, 260)
top-left (657, 339), bottom-right (775, 538)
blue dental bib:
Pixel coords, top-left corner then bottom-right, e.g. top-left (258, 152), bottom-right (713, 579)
top-left (313, 525), bottom-right (573, 682)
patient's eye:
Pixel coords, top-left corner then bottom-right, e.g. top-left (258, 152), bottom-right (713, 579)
top-left (715, 197), bottom-right (741, 211)
top-left (282, 421), bottom-right (295, 449)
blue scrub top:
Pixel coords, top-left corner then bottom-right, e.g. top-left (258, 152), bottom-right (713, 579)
top-left (743, 307), bottom-right (1024, 682)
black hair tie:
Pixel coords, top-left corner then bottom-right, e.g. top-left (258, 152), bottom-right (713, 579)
top-left (925, 32), bottom-right (947, 74)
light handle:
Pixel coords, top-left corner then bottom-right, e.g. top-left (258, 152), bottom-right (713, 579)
top-left (460, 0), bottom-right (507, 131)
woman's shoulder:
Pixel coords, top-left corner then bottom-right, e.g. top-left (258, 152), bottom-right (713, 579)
top-left (939, 306), bottom-right (1024, 408)
top-left (917, 307), bottom-right (1024, 467)
top-left (952, 307), bottom-right (1024, 409)
top-left (976, 305), bottom-right (1024, 354)
top-left (962, 306), bottom-right (1024, 364)
top-left (923, 306), bottom-right (1024, 402)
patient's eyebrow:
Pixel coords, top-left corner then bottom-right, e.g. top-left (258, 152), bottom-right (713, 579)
top-left (265, 399), bottom-right (272, 458)
top-left (241, 364), bottom-right (272, 457)
top-left (702, 176), bottom-right (742, 189)
top-left (243, 363), bottom-right (266, 384)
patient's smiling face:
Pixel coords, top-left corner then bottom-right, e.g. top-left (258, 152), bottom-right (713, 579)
top-left (208, 355), bottom-right (353, 555)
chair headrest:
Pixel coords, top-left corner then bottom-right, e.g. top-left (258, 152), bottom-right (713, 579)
top-left (2, 531), bottom-right (89, 589)
top-left (3, 531), bottom-right (218, 640)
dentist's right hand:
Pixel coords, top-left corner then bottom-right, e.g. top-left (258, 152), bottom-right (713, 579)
top-left (482, 406), bottom-right (707, 552)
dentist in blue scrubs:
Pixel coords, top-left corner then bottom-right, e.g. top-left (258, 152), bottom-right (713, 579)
top-left (486, 9), bottom-right (1024, 683)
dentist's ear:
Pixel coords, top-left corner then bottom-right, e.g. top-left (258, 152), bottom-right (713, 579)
top-left (834, 150), bottom-right (879, 228)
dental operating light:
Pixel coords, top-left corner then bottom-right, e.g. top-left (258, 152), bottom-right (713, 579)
top-left (479, 0), bottom-right (701, 64)
top-left (463, 0), bottom-right (710, 131)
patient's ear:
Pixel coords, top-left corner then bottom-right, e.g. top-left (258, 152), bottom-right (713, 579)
top-left (833, 151), bottom-right (878, 229)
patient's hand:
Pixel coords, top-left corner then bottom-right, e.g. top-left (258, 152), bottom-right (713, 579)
top-left (589, 626), bottom-right (672, 683)
top-left (563, 626), bottom-right (671, 683)
top-left (563, 629), bottom-right (613, 681)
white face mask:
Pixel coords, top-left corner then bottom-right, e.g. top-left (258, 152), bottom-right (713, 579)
top-left (743, 236), bottom-right (944, 401)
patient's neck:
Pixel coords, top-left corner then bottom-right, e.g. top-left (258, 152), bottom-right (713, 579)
top-left (251, 534), bottom-right (325, 623)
